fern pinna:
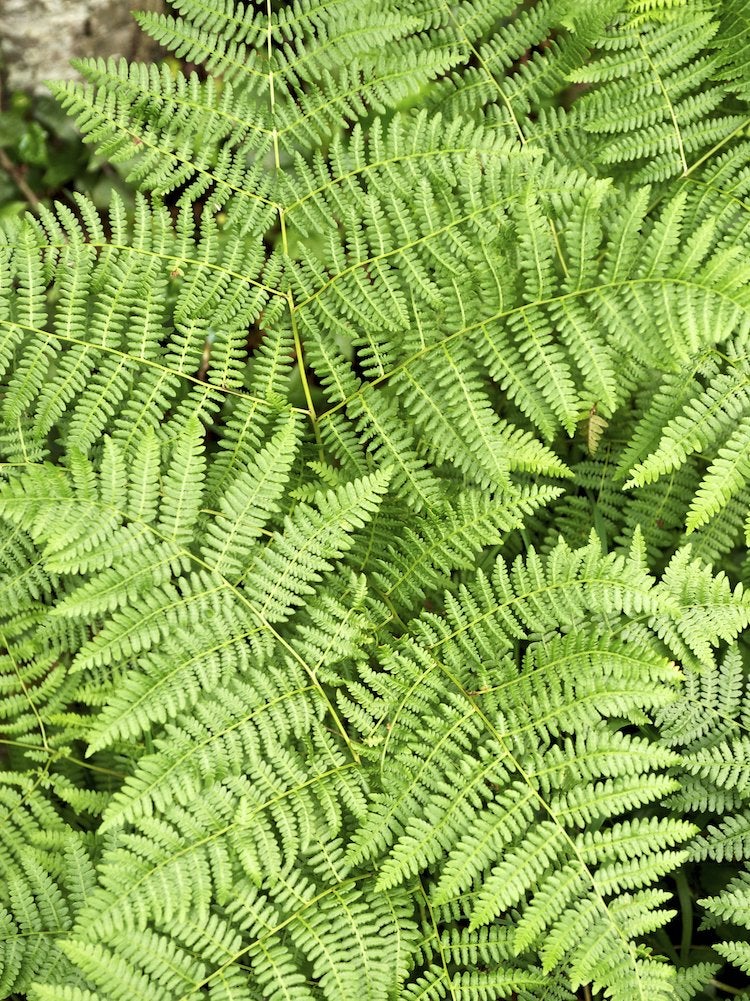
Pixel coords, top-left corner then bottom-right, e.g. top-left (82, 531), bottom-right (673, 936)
top-left (3, 1), bottom-right (750, 998)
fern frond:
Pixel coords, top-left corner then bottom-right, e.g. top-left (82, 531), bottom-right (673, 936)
top-left (4, 1), bottom-right (750, 997)
top-left (562, 2), bottom-right (743, 182)
top-left (244, 468), bottom-right (390, 621)
top-left (200, 415), bottom-right (300, 577)
top-left (343, 535), bottom-right (700, 999)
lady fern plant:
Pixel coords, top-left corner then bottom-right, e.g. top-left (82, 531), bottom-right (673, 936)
top-left (4, 0), bottom-right (750, 998)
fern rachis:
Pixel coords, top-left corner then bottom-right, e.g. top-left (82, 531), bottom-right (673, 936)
top-left (3, 1), bottom-right (750, 999)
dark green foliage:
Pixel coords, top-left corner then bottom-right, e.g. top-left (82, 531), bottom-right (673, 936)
top-left (3, 1), bottom-right (750, 998)
top-left (0, 88), bottom-right (135, 221)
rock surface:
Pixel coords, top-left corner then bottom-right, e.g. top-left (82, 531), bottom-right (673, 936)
top-left (0, 0), bottom-right (164, 94)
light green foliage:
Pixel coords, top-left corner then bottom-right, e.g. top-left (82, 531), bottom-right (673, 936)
top-left (3, 1), bottom-right (750, 999)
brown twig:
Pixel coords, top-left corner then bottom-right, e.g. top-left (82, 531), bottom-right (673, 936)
top-left (197, 337), bottom-right (212, 381)
top-left (0, 146), bottom-right (40, 209)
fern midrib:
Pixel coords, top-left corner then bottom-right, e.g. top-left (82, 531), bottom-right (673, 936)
top-left (4, 488), bottom-right (359, 763)
top-left (401, 651), bottom-right (651, 994)
top-left (82, 763), bottom-right (361, 943)
top-left (0, 318), bottom-right (301, 411)
top-left (101, 681), bottom-right (317, 829)
top-left (88, 625), bottom-right (264, 748)
top-left (283, 142), bottom-right (512, 213)
top-left (185, 871), bottom-right (376, 1001)
top-left (319, 273), bottom-right (749, 423)
top-left (438, 0), bottom-right (526, 147)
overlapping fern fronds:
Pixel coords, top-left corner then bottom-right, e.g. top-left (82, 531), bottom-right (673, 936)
top-left (3, 1), bottom-right (750, 999)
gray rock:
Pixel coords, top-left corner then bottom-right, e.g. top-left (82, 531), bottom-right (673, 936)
top-left (0, 0), bottom-right (164, 94)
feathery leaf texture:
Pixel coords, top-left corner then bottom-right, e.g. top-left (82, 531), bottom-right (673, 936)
top-left (3, 1), bottom-right (750, 999)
